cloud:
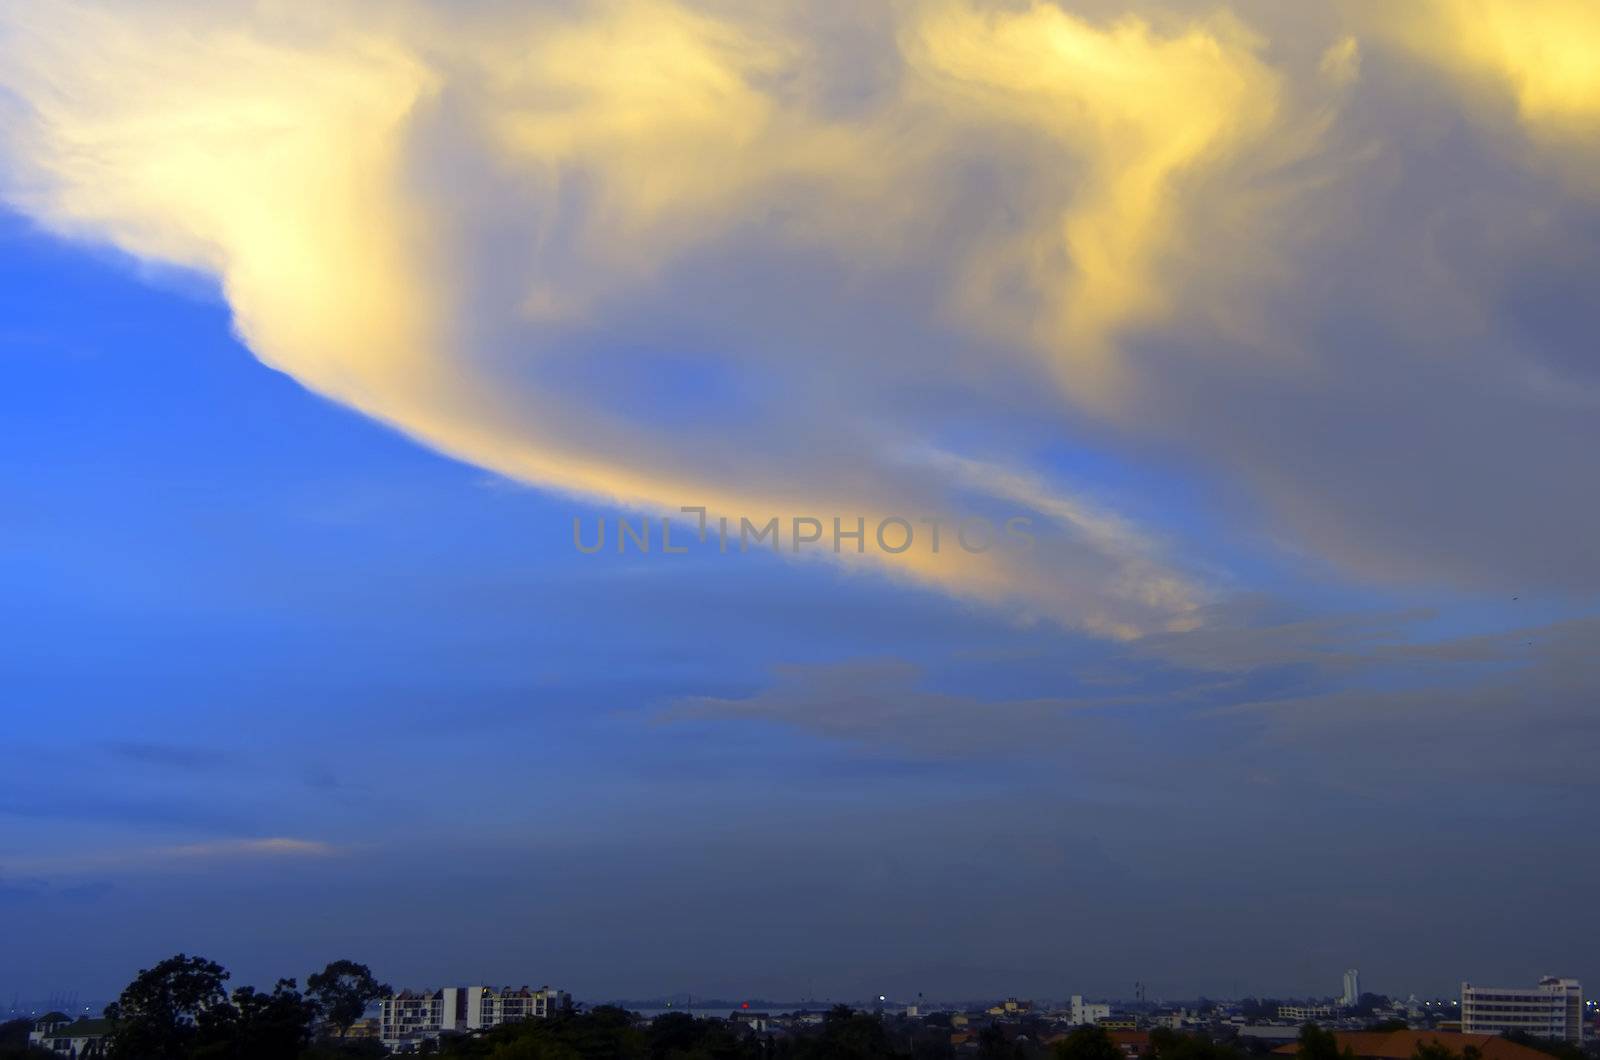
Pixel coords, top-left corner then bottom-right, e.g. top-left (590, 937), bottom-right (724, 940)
top-left (0, 0), bottom-right (1597, 625)
top-left (664, 613), bottom-right (1600, 818)
top-left (1205, 617), bottom-right (1600, 793)
top-left (0, 0), bottom-right (1309, 639)
top-left (0, 836), bottom-right (340, 878)
top-left (103, 741), bottom-right (235, 771)
top-left (896, 1), bottom-right (1282, 384)
top-left (1366, 0), bottom-right (1600, 137)
top-left (665, 658), bottom-right (1118, 757)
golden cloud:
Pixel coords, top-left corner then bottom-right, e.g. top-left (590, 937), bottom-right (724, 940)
top-left (0, 0), bottom-right (1399, 634)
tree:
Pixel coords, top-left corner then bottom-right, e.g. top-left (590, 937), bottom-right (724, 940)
top-left (1150, 1028), bottom-right (1245, 1060)
top-left (1501, 1032), bottom-right (1584, 1060)
top-left (0, 1016), bottom-right (53, 1060)
top-left (1295, 1024), bottom-right (1353, 1060)
top-left (643, 1011), bottom-right (756, 1059)
top-left (645, 1011), bottom-right (702, 1058)
top-left (780, 1005), bottom-right (896, 1060)
top-left (105, 954), bottom-right (231, 1060)
top-left (977, 1024), bottom-right (1022, 1059)
top-left (307, 960), bottom-right (391, 1039)
top-left (193, 978), bottom-right (318, 1060)
top-left (1351, 995), bottom-right (1390, 1019)
top-left (1053, 1025), bottom-right (1122, 1060)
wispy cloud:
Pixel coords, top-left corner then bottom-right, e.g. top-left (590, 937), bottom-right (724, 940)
top-left (102, 741), bottom-right (236, 771)
top-left (1, 837), bottom-right (341, 878)
top-left (666, 658), bottom-right (1165, 758)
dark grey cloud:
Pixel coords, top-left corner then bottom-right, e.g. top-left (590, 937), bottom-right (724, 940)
top-left (666, 659), bottom-right (1128, 758)
top-left (1211, 617), bottom-right (1600, 792)
top-left (103, 740), bottom-right (236, 771)
top-left (1108, 42), bottom-right (1600, 592)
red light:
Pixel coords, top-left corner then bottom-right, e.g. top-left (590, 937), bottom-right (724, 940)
top-left (742, 1003), bottom-right (749, 1009)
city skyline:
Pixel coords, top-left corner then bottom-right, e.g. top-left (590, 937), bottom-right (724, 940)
top-left (2, 0), bottom-right (1599, 1015)
top-left (13, 967), bottom-right (1595, 1056)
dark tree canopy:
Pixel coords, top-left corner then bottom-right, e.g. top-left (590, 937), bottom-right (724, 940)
top-left (306, 960), bottom-right (391, 1038)
top-left (1295, 1024), bottom-right (1354, 1060)
top-left (106, 953), bottom-right (231, 1060)
top-left (1051, 1025), bottom-right (1123, 1060)
top-left (0, 1017), bottom-right (47, 1060)
top-left (194, 978), bottom-right (320, 1060)
top-left (1501, 1032), bottom-right (1585, 1060)
top-left (1150, 1026), bottom-right (1247, 1060)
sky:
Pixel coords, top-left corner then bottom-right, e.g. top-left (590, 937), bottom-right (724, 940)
top-left (1, 0), bottom-right (1598, 1006)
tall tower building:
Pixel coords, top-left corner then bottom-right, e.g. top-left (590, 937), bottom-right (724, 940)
top-left (1342, 969), bottom-right (1360, 1008)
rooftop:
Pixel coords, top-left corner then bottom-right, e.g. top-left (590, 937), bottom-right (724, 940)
top-left (1271, 1030), bottom-right (1554, 1060)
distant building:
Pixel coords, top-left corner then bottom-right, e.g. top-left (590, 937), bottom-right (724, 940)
top-left (728, 1010), bottom-right (771, 1032)
top-left (1160, 1009), bottom-right (1206, 1029)
top-left (1461, 978), bottom-right (1583, 1043)
top-left (988, 998), bottom-right (1032, 1016)
top-left (1344, 970), bottom-right (1361, 1008)
top-left (32, 1017), bottom-right (112, 1058)
top-left (1279, 1004), bottom-right (1335, 1023)
top-left (1236, 1026), bottom-right (1304, 1044)
top-left (378, 985), bottom-right (568, 1051)
top-left (28, 1013), bottom-right (71, 1049)
top-left (1099, 1017), bottom-right (1138, 1031)
top-left (1071, 996), bottom-right (1111, 1025)
top-left (346, 1017), bottom-right (381, 1039)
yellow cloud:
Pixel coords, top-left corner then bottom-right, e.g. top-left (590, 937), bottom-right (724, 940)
top-left (1318, 35), bottom-right (1361, 88)
top-left (1372, 0), bottom-right (1600, 134)
top-left (0, 0), bottom-right (1291, 637)
top-left (901, 2), bottom-right (1280, 394)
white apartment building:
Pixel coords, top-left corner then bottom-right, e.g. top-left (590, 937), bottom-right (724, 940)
top-left (1070, 995), bottom-right (1111, 1025)
top-left (1278, 1004), bottom-right (1335, 1023)
top-left (1461, 977), bottom-right (1583, 1044)
top-left (379, 985), bottom-right (569, 1051)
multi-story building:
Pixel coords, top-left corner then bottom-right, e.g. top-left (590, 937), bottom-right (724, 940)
top-left (1460, 978), bottom-right (1583, 1043)
top-left (1279, 1004), bottom-right (1335, 1023)
top-left (1071, 995), bottom-right (1111, 1025)
top-left (473, 986), bottom-right (566, 1026)
top-left (379, 989), bottom-right (447, 1050)
top-left (378, 985), bottom-right (568, 1051)
top-left (1344, 970), bottom-right (1362, 1008)
top-left (27, 1013), bottom-right (70, 1050)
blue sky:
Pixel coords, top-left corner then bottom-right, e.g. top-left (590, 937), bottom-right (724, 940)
top-left (2, 0), bottom-right (1599, 1009)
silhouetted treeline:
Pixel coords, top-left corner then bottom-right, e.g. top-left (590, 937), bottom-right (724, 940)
top-left (8, 953), bottom-right (390, 1060)
top-left (1, 987), bottom-right (1300, 1060)
top-left (433, 1009), bottom-right (1258, 1060)
top-left (434, 1003), bottom-right (918, 1059)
